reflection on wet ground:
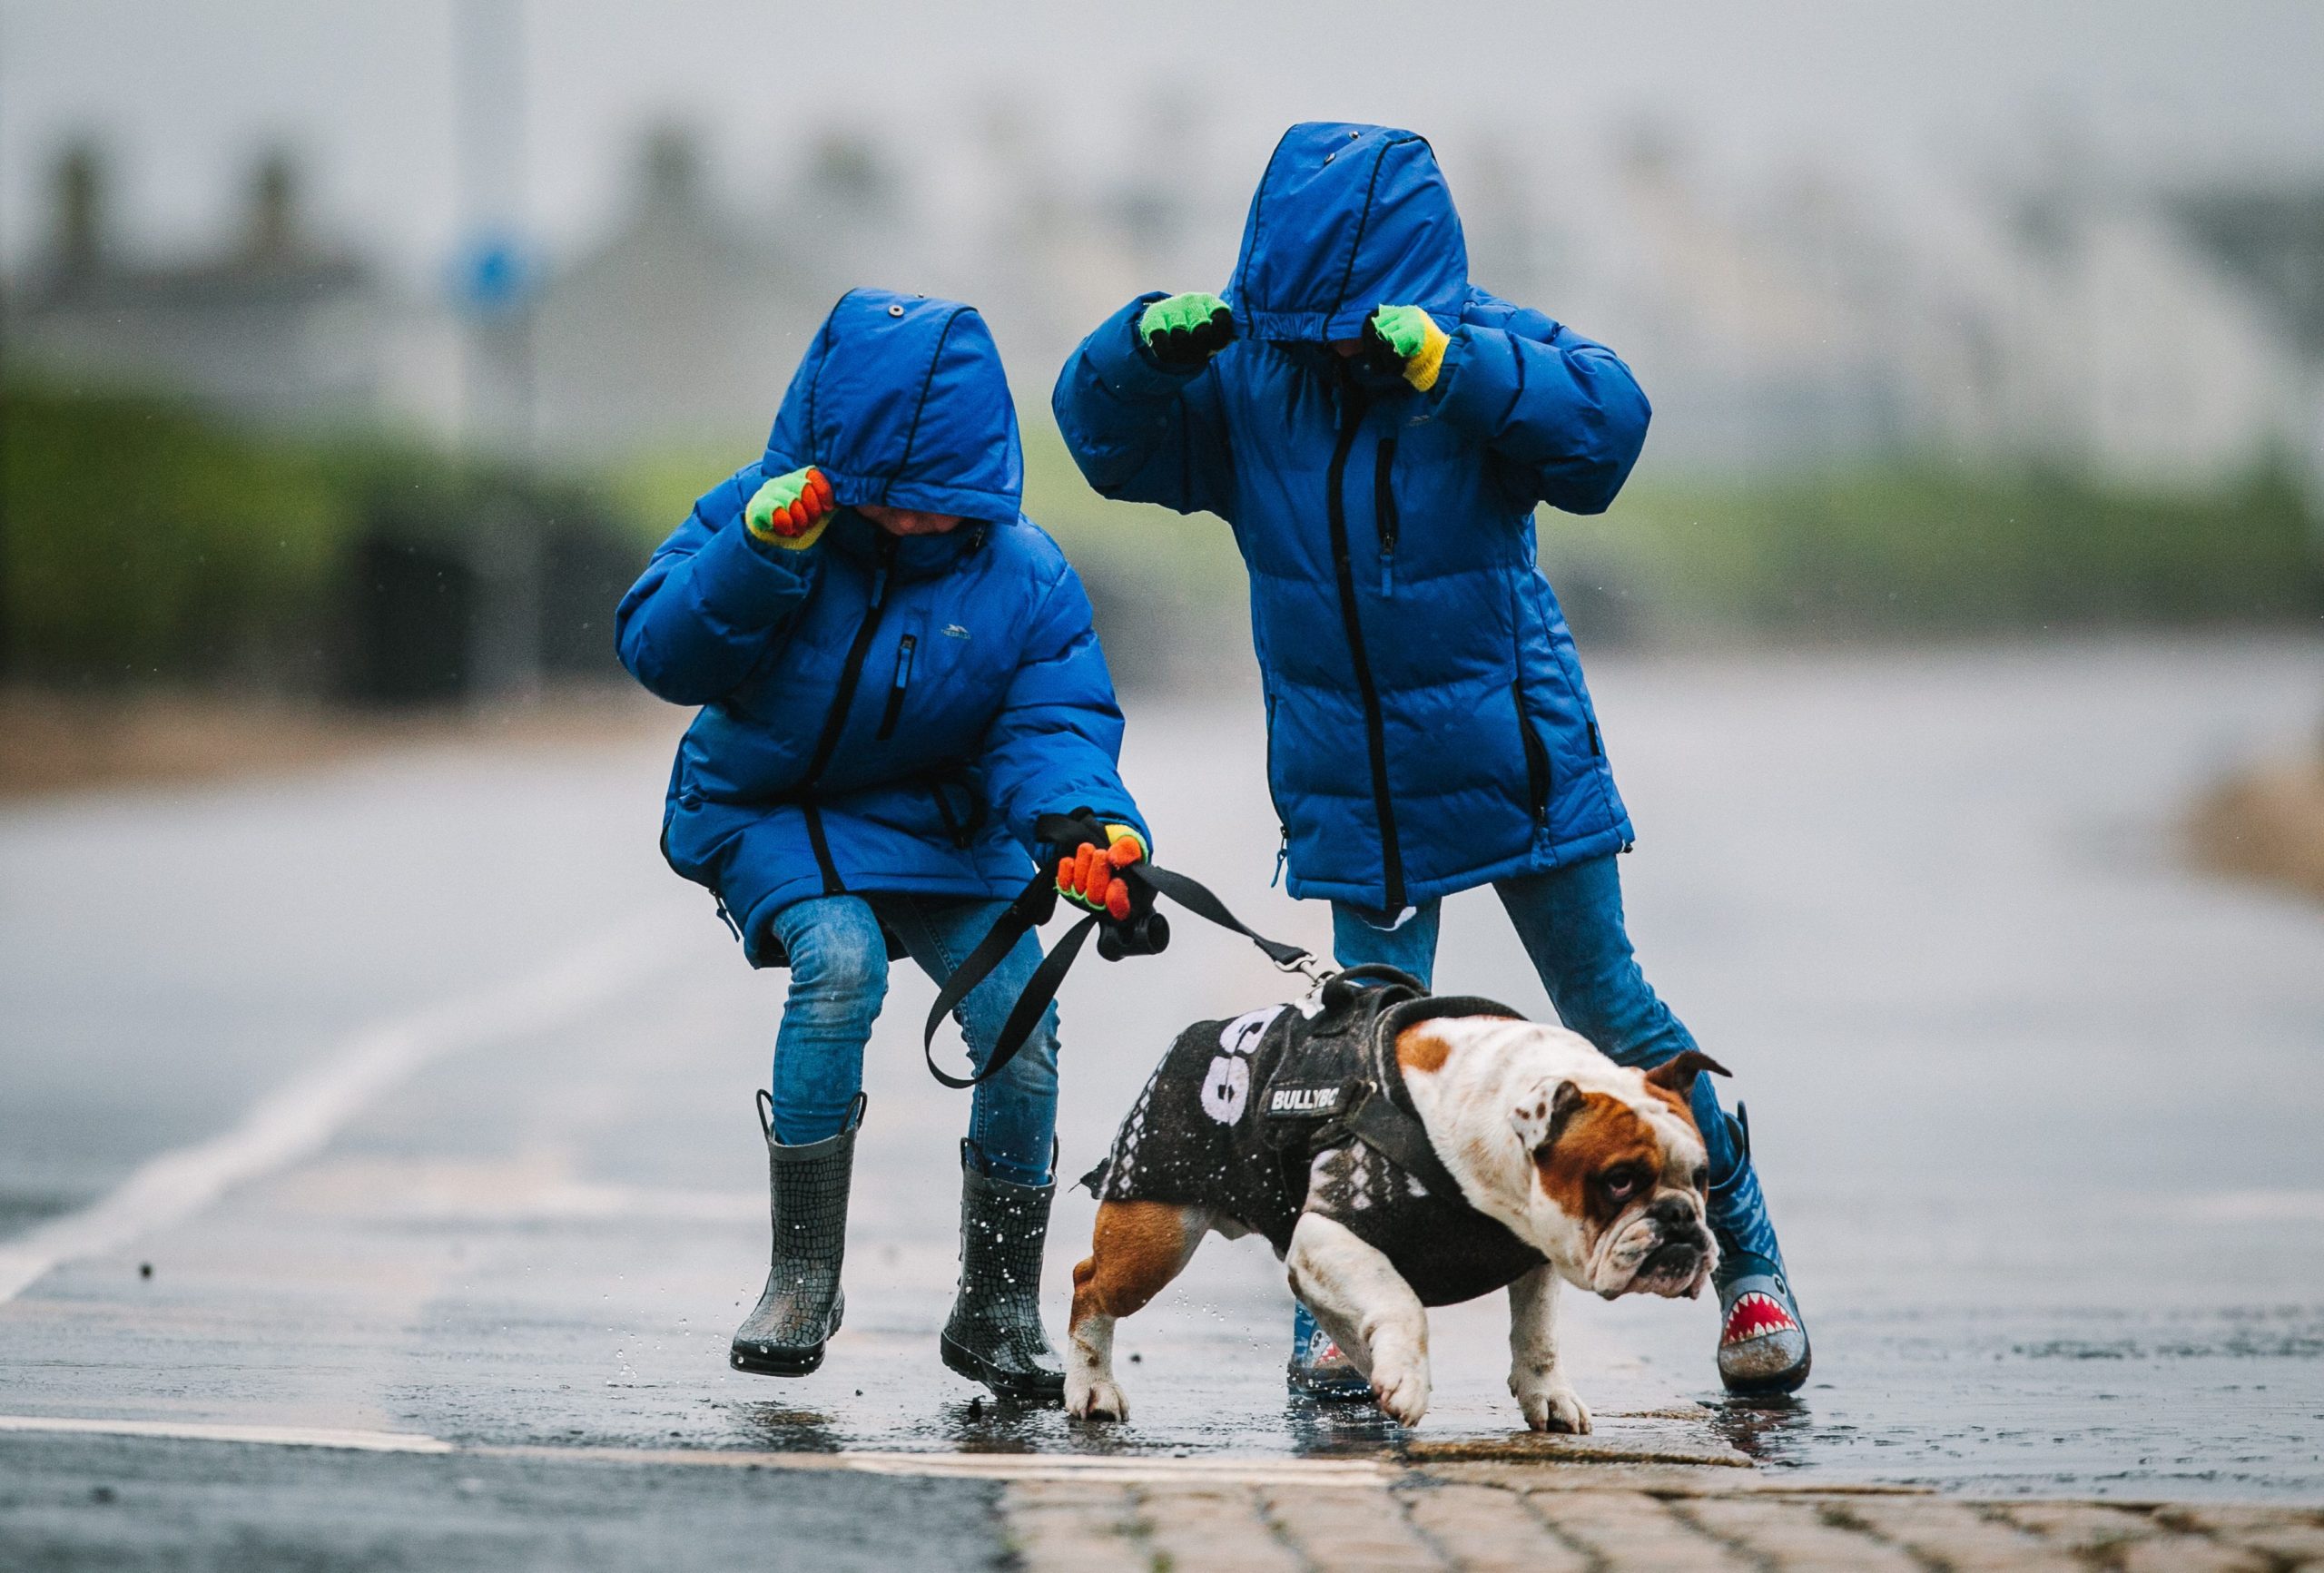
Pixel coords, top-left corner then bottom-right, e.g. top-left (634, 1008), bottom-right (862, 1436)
top-left (5, 640), bottom-right (2322, 1499)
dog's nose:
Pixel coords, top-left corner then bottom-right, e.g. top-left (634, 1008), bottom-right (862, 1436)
top-left (1649, 1194), bottom-right (1699, 1230)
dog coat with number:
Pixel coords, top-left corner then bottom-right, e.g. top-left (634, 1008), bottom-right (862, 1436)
top-left (1081, 974), bottom-right (1550, 1306)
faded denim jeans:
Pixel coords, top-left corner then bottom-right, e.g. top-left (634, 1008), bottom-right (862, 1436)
top-left (766, 893), bottom-right (1059, 1185)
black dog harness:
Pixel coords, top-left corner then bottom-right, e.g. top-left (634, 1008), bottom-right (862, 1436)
top-left (925, 821), bottom-right (1548, 1303)
top-left (1079, 968), bottom-right (1551, 1307)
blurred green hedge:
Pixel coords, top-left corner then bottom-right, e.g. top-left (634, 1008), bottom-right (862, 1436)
top-left (1, 385), bottom-right (636, 691)
top-left (2, 384), bottom-right (350, 683)
top-left (8, 385), bottom-right (2315, 692)
top-left (1548, 461), bottom-right (2321, 641)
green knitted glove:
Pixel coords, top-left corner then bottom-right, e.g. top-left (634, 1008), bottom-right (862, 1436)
top-left (744, 466), bottom-right (835, 551)
top-left (1361, 305), bottom-right (1452, 391)
top-left (1138, 292), bottom-right (1235, 369)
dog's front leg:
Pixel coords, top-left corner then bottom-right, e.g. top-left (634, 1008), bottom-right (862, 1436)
top-left (1507, 1263), bottom-right (1591, 1434)
top-left (1286, 1213), bottom-right (1433, 1427)
top-left (1066, 1202), bottom-right (1208, 1422)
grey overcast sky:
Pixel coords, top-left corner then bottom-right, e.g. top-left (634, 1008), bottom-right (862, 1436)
top-left (5, 0), bottom-right (2321, 281)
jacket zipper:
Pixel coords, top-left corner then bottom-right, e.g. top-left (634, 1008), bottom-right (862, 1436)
top-left (1264, 693), bottom-right (1291, 888)
top-left (1325, 388), bottom-right (1405, 912)
top-left (1373, 437), bottom-right (1400, 597)
top-left (801, 534), bottom-right (898, 786)
top-left (875, 633), bottom-right (916, 741)
top-left (1512, 677), bottom-right (1551, 824)
top-left (798, 533), bottom-right (899, 894)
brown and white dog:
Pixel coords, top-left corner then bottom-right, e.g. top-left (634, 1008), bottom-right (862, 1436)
top-left (1065, 1014), bottom-right (1723, 1430)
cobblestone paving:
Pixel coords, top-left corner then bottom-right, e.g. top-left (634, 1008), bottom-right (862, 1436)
top-left (1003, 1468), bottom-right (2324, 1572)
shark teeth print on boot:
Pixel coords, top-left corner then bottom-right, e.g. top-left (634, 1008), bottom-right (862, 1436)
top-left (1287, 1302), bottom-right (1373, 1402)
top-left (731, 1092), bottom-right (861, 1378)
top-left (940, 1143), bottom-right (1066, 1403)
top-left (1716, 1260), bottom-right (1811, 1393)
top-left (1703, 1103), bottom-right (1811, 1395)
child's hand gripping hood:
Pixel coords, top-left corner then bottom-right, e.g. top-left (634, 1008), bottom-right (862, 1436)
top-left (1227, 123), bottom-right (1470, 344)
top-left (763, 290), bottom-right (1024, 523)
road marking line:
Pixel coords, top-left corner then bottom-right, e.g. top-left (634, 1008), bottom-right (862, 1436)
top-left (0, 1415), bottom-right (454, 1453)
top-left (0, 1419), bottom-right (1395, 1480)
top-left (0, 915), bottom-right (694, 1304)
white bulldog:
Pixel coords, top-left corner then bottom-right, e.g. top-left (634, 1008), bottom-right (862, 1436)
top-left (1065, 1012), bottom-right (1723, 1430)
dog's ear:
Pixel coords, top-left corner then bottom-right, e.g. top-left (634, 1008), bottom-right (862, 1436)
top-left (1644, 1051), bottom-right (1731, 1100)
top-left (1512, 1078), bottom-right (1586, 1155)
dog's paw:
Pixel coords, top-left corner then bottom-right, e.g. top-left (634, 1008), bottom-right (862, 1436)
top-left (1370, 1358), bottom-right (1431, 1428)
top-left (1065, 1374), bottom-right (1128, 1422)
top-left (1518, 1381), bottom-right (1592, 1435)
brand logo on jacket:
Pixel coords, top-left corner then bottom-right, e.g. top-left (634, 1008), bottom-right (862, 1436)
top-left (1267, 1084), bottom-right (1344, 1116)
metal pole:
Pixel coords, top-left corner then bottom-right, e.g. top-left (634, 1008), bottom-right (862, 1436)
top-left (454, 0), bottom-right (540, 703)
top-left (0, 11), bottom-right (12, 684)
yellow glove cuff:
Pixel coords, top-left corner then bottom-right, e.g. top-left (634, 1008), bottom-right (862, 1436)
top-left (751, 514), bottom-right (829, 551)
top-left (1402, 318), bottom-right (1452, 393)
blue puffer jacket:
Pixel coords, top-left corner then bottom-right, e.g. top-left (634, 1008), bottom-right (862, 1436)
top-left (618, 289), bottom-right (1146, 965)
top-left (1053, 123), bottom-right (1649, 914)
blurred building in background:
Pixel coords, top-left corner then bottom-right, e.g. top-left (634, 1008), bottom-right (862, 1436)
top-left (16, 117), bottom-right (2316, 494)
top-left (4, 102), bottom-right (2319, 697)
top-left (8, 142), bottom-right (463, 439)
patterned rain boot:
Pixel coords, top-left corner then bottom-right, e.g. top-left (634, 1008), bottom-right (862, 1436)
top-left (1286, 1302), bottom-right (1374, 1402)
top-left (940, 1144), bottom-right (1067, 1402)
top-left (1707, 1104), bottom-right (1811, 1395)
top-left (730, 1092), bottom-right (861, 1378)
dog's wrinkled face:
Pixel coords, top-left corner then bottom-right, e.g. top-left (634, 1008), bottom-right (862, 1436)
top-left (1512, 1052), bottom-right (1723, 1301)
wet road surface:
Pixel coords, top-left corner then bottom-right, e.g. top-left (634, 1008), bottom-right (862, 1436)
top-left (3, 637), bottom-right (2321, 1558)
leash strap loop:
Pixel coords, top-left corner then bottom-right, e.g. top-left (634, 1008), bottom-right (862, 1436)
top-left (921, 821), bottom-right (1328, 1090)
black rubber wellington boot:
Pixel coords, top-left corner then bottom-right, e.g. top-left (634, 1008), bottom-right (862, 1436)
top-left (730, 1092), bottom-right (861, 1378)
top-left (939, 1143), bottom-right (1066, 1402)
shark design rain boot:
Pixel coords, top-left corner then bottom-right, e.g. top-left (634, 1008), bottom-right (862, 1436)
top-left (1706, 1104), bottom-right (1811, 1395)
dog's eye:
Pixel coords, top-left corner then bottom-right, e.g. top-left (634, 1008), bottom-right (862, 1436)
top-left (1601, 1169), bottom-right (1640, 1201)
top-left (1691, 1165), bottom-right (1709, 1194)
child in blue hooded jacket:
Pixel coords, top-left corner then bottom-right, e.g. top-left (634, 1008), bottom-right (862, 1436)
top-left (618, 289), bottom-right (1151, 1400)
top-left (1054, 124), bottom-right (1808, 1399)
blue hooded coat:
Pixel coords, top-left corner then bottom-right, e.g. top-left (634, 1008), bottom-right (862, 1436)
top-left (618, 289), bottom-right (1146, 964)
top-left (1053, 123), bottom-right (1650, 914)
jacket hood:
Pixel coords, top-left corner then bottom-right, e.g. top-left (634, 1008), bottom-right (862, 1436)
top-left (1226, 123), bottom-right (1469, 343)
top-left (763, 289), bottom-right (1023, 522)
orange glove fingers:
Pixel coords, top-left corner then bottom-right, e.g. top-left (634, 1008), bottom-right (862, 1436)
top-left (803, 469), bottom-right (834, 514)
top-left (1105, 879), bottom-right (1132, 920)
top-left (1107, 834), bottom-right (1144, 868)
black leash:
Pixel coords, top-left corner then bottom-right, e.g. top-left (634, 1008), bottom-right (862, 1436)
top-left (921, 811), bottom-right (1330, 1089)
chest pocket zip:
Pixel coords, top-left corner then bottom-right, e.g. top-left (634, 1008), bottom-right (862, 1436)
top-left (1373, 437), bottom-right (1400, 597)
top-left (875, 633), bottom-right (917, 741)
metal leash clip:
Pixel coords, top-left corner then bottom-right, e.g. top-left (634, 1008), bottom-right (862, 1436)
top-left (1277, 949), bottom-right (1338, 988)
top-left (1279, 949), bottom-right (1339, 1016)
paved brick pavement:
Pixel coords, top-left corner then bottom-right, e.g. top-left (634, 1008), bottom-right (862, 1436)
top-left (1003, 1467), bottom-right (2324, 1572)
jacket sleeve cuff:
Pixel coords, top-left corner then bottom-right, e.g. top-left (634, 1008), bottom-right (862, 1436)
top-left (1080, 293), bottom-right (1208, 403)
top-left (689, 515), bottom-right (814, 628)
top-left (1424, 328), bottom-right (1499, 431)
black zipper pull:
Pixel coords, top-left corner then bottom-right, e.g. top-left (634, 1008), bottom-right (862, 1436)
top-left (1271, 827), bottom-right (1289, 889)
top-left (876, 634), bottom-right (916, 741)
top-left (1374, 437), bottom-right (1400, 597)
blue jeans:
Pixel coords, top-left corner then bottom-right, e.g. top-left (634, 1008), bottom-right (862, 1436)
top-left (1331, 853), bottom-right (1777, 1265)
top-left (766, 893), bottom-right (1059, 1186)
